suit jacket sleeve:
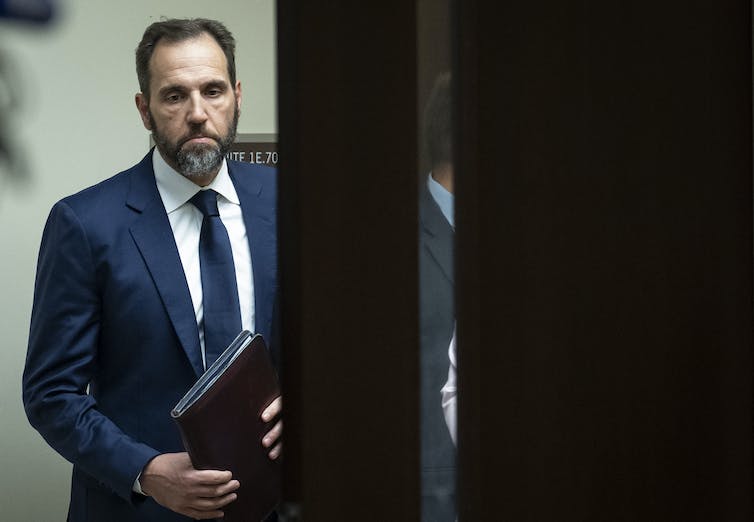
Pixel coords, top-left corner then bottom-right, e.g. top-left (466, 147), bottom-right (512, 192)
top-left (22, 200), bottom-right (160, 503)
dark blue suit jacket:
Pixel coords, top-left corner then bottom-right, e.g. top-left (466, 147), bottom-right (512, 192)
top-left (22, 151), bottom-right (278, 522)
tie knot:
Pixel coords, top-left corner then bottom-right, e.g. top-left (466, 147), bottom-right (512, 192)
top-left (190, 189), bottom-right (220, 217)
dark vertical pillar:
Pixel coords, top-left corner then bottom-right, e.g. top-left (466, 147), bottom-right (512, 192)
top-left (456, 1), bottom-right (753, 520)
top-left (277, 2), bottom-right (420, 520)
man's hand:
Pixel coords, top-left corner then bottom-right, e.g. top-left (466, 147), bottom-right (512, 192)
top-left (261, 396), bottom-right (282, 460)
top-left (140, 452), bottom-right (239, 519)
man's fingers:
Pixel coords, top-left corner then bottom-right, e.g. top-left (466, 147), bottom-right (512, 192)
top-left (261, 396), bottom-right (282, 422)
top-left (191, 469), bottom-right (234, 485)
top-left (262, 419), bottom-right (283, 448)
top-left (190, 478), bottom-right (240, 498)
top-left (181, 488), bottom-right (239, 519)
top-left (268, 442), bottom-right (282, 460)
top-left (261, 397), bottom-right (283, 460)
top-left (191, 491), bottom-right (238, 510)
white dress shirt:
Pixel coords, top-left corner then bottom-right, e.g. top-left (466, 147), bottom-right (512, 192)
top-left (152, 148), bottom-right (256, 370)
top-left (441, 329), bottom-right (457, 446)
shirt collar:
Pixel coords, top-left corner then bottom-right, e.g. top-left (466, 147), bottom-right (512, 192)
top-left (152, 147), bottom-right (240, 214)
top-left (427, 172), bottom-right (455, 228)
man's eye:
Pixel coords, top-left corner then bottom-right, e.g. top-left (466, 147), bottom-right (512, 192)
top-left (206, 89), bottom-right (221, 97)
top-left (165, 94), bottom-right (182, 103)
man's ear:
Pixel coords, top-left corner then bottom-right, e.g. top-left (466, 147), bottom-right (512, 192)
top-left (234, 81), bottom-right (242, 111)
top-left (135, 93), bottom-right (152, 131)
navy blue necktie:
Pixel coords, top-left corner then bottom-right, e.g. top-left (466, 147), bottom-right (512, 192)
top-left (190, 189), bottom-right (242, 368)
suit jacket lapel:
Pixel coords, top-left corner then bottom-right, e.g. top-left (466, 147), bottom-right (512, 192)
top-left (420, 187), bottom-right (454, 285)
top-left (126, 153), bottom-right (204, 377)
top-left (229, 164), bottom-right (276, 344)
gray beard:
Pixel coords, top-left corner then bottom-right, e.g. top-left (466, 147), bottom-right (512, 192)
top-left (149, 106), bottom-right (239, 179)
top-left (175, 143), bottom-right (224, 179)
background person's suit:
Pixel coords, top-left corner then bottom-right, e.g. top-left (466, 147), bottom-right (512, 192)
top-left (22, 151), bottom-right (278, 522)
top-left (419, 185), bottom-right (456, 522)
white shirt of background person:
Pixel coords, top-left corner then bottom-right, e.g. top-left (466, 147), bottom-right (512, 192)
top-left (440, 329), bottom-right (457, 445)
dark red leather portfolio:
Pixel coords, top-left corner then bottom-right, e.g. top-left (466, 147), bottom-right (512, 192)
top-left (171, 331), bottom-right (281, 522)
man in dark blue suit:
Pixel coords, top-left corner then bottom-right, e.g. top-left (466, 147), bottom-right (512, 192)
top-left (23, 18), bottom-right (281, 521)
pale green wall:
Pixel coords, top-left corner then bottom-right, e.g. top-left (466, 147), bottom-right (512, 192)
top-left (0, 1), bottom-right (275, 518)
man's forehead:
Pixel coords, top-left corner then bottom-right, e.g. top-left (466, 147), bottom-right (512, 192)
top-left (144, 34), bottom-right (232, 99)
top-left (148, 33), bottom-right (229, 82)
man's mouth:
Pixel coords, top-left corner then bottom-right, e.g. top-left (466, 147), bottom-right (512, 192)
top-left (181, 135), bottom-right (219, 148)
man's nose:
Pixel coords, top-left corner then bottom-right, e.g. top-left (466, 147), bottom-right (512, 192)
top-left (186, 93), bottom-right (209, 124)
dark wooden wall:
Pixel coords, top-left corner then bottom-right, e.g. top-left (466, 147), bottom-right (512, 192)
top-left (278, 2), bottom-right (419, 520)
top-left (456, 1), bottom-right (753, 520)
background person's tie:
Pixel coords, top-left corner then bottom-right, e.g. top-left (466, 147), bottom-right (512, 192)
top-left (190, 189), bottom-right (242, 368)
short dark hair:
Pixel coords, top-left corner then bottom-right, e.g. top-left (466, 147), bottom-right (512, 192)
top-left (422, 72), bottom-right (452, 168)
top-left (135, 18), bottom-right (236, 99)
